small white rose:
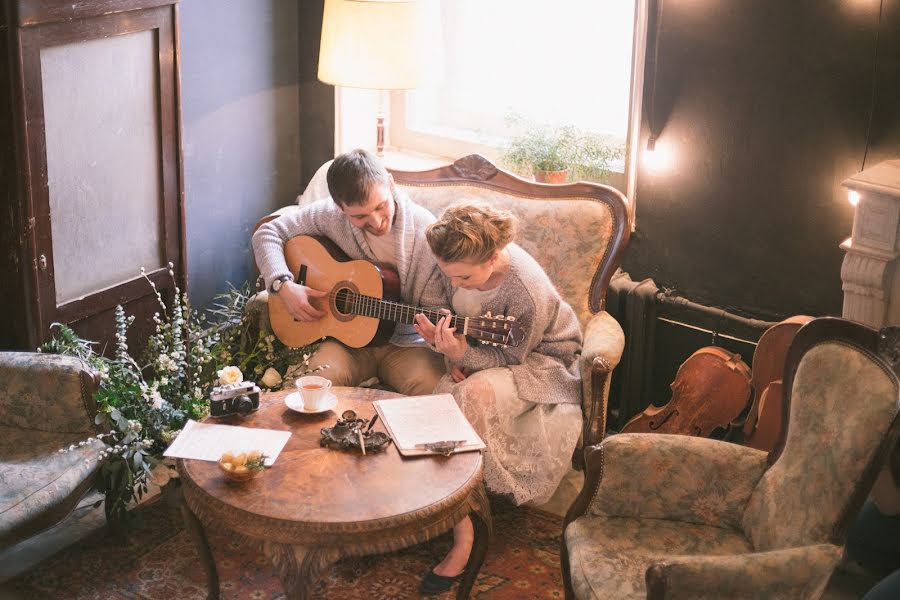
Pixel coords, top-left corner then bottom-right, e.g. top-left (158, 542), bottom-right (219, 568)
top-left (260, 367), bottom-right (282, 388)
top-left (217, 366), bottom-right (243, 385)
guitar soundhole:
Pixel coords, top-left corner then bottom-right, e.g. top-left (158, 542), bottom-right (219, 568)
top-left (334, 287), bottom-right (356, 316)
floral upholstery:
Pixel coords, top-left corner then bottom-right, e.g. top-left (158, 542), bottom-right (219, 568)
top-left (0, 352), bottom-right (102, 550)
top-left (743, 341), bottom-right (899, 550)
top-left (563, 318), bottom-right (900, 599)
top-left (586, 434), bottom-right (768, 529)
top-left (0, 352), bottom-right (97, 433)
top-left (566, 515), bottom-right (753, 600)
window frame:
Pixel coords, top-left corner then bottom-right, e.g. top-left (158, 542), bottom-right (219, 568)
top-left (386, 0), bottom-right (649, 226)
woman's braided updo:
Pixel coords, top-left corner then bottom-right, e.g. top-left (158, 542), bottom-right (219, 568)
top-left (426, 201), bottom-right (518, 264)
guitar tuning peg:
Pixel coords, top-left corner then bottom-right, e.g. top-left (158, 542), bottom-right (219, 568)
top-left (493, 342), bottom-right (499, 347)
top-left (484, 311), bottom-right (493, 318)
top-left (507, 315), bottom-right (516, 321)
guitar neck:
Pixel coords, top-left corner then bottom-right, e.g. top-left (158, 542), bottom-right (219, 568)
top-left (354, 295), bottom-right (465, 330)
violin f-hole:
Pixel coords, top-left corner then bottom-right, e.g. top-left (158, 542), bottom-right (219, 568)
top-left (649, 409), bottom-right (678, 430)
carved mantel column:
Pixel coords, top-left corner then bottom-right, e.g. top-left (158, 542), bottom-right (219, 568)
top-left (840, 159), bottom-right (900, 327)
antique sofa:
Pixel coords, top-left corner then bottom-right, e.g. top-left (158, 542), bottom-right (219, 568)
top-left (0, 352), bottom-right (104, 550)
top-left (250, 154), bottom-right (631, 453)
top-left (562, 317), bottom-right (900, 599)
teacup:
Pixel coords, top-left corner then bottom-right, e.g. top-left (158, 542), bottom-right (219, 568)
top-left (295, 375), bottom-right (332, 410)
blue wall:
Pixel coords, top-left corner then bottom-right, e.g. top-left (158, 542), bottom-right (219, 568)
top-left (179, 0), bottom-right (302, 309)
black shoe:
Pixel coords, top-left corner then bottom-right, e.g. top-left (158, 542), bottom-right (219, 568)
top-left (421, 566), bottom-right (464, 595)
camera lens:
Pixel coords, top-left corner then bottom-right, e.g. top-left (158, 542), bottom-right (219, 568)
top-left (235, 395), bottom-right (254, 416)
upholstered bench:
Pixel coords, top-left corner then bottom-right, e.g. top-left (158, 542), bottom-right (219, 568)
top-left (0, 352), bottom-right (104, 550)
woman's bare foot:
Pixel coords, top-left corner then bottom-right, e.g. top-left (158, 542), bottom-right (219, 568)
top-left (432, 516), bottom-right (474, 576)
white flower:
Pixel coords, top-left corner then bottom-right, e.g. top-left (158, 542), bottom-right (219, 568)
top-left (158, 354), bottom-right (177, 372)
top-left (217, 365), bottom-right (243, 385)
top-left (149, 391), bottom-right (165, 410)
top-left (260, 367), bottom-right (282, 388)
top-left (159, 376), bottom-right (168, 386)
top-left (129, 420), bottom-right (143, 433)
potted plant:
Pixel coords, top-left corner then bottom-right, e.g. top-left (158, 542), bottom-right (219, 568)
top-left (500, 118), bottom-right (623, 184)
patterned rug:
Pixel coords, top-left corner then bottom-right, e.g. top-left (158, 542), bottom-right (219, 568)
top-left (9, 496), bottom-right (566, 599)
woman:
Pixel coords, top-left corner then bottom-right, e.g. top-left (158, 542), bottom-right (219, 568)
top-left (413, 201), bottom-right (583, 593)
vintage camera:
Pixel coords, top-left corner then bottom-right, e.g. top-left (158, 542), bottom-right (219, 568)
top-left (210, 381), bottom-right (261, 417)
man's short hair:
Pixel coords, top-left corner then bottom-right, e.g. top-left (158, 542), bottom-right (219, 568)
top-left (326, 149), bottom-right (390, 207)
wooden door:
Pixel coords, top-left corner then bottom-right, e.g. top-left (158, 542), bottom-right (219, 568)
top-left (1, 0), bottom-right (185, 351)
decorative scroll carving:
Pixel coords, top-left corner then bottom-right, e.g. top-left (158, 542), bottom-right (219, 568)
top-left (841, 250), bottom-right (893, 327)
top-left (451, 154), bottom-right (498, 181)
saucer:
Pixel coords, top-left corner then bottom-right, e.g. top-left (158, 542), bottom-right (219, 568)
top-left (285, 391), bottom-right (337, 414)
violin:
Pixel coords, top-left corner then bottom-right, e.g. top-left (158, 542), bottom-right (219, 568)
top-left (620, 347), bottom-right (752, 437)
top-left (738, 315), bottom-right (813, 452)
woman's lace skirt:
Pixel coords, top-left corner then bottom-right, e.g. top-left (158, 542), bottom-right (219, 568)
top-left (435, 367), bottom-right (581, 506)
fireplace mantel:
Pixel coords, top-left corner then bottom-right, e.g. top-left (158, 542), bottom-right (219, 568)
top-left (840, 159), bottom-right (900, 327)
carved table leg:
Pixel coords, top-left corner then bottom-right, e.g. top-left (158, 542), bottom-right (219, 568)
top-left (176, 488), bottom-right (220, 600)
top-left (457, 482), bottom-right (493, 599)
top-left (264, 541), bottom-right (340, 600)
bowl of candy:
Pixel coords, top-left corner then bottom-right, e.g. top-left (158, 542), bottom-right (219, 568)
top-left (218, 450), bottom-right (267, 482)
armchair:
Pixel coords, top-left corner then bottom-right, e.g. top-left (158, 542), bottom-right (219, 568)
top-left (251, 154), bottom-right (631, 452)
top-left (562, 317), bottom-right (900, 599)
top-left (0, 352), bottom-right (104, 550)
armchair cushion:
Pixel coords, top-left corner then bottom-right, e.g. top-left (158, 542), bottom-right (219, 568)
top-left (0, 426), bottom-right (103, 548)
top-left (588, 433), bottom-right (768, 529)
top-left (647, 544), bottom-right (841, 600)
top-left (565, 514), bottom-right (753, 600)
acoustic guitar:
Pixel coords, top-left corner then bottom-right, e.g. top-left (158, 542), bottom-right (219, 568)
top-left (268, 236), bottom-right (528, 349)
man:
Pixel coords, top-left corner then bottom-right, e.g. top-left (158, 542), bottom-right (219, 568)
top-left (252, 149), bottom-right (446, 395)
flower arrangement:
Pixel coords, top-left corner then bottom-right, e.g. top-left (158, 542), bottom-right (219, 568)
top-left (45, 268), bottom-right (319, 524)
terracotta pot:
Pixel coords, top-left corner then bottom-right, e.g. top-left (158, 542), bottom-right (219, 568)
top-left (534, 169), bottom-right (569, 184)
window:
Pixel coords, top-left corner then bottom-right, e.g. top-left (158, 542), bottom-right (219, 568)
top-left (387, 0), bottom-right (646, 195)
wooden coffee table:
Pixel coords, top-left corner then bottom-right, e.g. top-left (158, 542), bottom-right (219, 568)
top-left (176, 387), bottom-right (491, 599)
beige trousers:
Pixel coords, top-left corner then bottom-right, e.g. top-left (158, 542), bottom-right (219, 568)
top-left (306, 340), bottom-right (446, 396)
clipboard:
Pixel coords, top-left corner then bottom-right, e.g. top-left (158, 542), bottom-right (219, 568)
top-left (372, 393), bottom-right (486, 457)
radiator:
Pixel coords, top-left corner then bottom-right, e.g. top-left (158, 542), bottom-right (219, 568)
top-left (605, 269), bottom-right (774, 431)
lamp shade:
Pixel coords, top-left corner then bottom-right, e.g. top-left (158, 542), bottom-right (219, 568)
top-left (318, 0), bottom-right (439, 90)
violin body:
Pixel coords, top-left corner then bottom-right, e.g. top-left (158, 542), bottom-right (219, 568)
top-left (740, 315), bottom-right (813, 451)
top-left (621, 347), bottom-right (752, 437)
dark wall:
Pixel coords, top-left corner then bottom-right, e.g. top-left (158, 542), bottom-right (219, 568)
top-left (179, 0), bottom-right (302, 309)
top-left (624, 0), bottom-right (900, 320)
top-left (299, 0), bottom-right (335, 189)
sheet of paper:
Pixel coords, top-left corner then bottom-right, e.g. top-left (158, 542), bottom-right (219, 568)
top-left (163, 420), bottom-right (291, 466)
top-left (373, 394), bottom-right (485, 454)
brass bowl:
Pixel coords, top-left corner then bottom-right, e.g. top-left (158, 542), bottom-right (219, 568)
top-left (218, 460), bottom-right (263, 482)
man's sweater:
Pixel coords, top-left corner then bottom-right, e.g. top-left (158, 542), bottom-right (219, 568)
top-left (428, 244), bottom-right (583, 406)
top-left (251, 190), bottom-right (448, 346)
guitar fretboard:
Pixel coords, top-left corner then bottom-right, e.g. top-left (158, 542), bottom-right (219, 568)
top-left (332, 289), bottom-right (465, 329)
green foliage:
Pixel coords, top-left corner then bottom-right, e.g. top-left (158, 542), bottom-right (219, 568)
top-left (43, 270), bottom-right (318, 526)
top-left (500, 114), bottom-right (625, 183)
top-left (206, 281), bottom-right (319, 385)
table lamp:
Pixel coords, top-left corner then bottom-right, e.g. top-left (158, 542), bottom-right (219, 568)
top-left (318, 0), bottom-right (439, 156)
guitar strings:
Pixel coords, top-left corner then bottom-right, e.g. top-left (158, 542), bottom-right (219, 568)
top-left (321, 288), bottom-right (511, 340)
